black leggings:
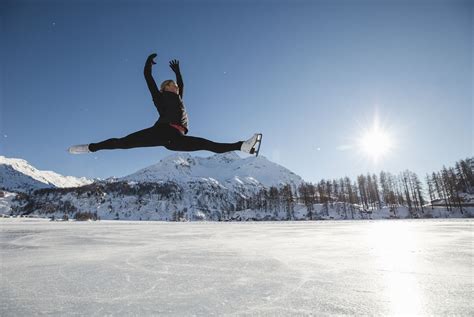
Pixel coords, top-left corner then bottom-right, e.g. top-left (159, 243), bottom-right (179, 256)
top-left (89, 124), bottom-right (243, 153)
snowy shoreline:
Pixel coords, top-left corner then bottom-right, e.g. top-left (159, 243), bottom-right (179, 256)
top-left (2, 205), bottom-right (472, 223)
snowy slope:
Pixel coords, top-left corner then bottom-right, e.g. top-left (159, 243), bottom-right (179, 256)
top-left (5, 152), bottom-right (305, 220)
top-left (121, 152), bottom-right (303, 189)
top-left (0, 156), bottom-right (93, 192)
top-left (5, 152), bottom-right (472, 221)
top-left (0, 191), bottom-right (16, 215)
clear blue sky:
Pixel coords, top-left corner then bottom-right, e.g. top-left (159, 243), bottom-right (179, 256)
top-left (1, 0), bottom-right (472, 183)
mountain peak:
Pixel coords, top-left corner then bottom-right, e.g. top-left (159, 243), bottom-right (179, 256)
top-left (161, 153), bottom-right (194, 166)
top-left (209, 151), bottom-right (241, 163)
top-left (122, 152), bottom-right (303, 188)
top-left (0, 156), bottom-right (93, 192)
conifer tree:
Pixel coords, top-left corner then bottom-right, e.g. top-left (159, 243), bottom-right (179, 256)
top-left (412, 172), bottom-right (424, 213)
top-left (357, 175), bottom-right (368, 209)
top-left (401, 172), bottom-right (413, 214)
top-left (339, 178), bottom-right (348, 219)
top-left (459, 158), bottom-right (474, 190)
top-left (298, 183), bottom-right (313, 219)
top-left (281, 184), bottom-right (294, 220)
top-left (426, 174), bottom-right (435, 210)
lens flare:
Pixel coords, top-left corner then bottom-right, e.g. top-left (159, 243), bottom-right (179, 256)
top-left (357, 117), bottom-right (394, 162)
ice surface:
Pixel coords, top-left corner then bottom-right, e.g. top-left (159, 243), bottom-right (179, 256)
top-left (1, 219), bottom-right (472, 316)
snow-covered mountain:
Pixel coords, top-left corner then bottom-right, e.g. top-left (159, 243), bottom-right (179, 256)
top-left (3, 152), bottom-right (306, 220)
top-left (0, 156), bottom-right (93, 192)
top-left (3, 154), bottom-right (472, 221)
top-left (121, 152), bottom-right (303, 189)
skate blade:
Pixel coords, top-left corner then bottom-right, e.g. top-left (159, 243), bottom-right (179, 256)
top-left (250, 133), bottom-right (262, 156)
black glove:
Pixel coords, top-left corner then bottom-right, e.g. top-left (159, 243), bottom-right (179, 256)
top-left (147, 53), bottom-right (157, 65)
top-left (169, 59), bottom-right (180, 73)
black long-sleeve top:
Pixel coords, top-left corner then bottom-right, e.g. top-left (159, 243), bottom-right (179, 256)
top-left (144, 58), bottom-right (189, 134)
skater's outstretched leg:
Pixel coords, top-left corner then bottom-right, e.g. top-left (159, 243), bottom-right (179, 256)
top-left (69, 122), bottom-right (261, 156)
top-left (166, 133), bottom-right (243, 154)
top-left (85, 125), bottom-right (171, 152)
top-left (88, 127), bottom-right (157, 152)
top-left (166, 130), bottom-right (262, 155)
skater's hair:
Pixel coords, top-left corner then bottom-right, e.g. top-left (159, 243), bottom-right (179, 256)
top-left (160, 80), bottom-right (176, 92)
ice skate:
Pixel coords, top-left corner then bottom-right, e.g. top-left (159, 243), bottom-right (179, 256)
top-left (68, 144), bottom-right (91, 154)
top-left (241, 133), bottom-right (263, 156)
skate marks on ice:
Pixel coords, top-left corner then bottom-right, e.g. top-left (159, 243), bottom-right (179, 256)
top-left (0, 221), bottom-right (293, 315)
top-left (1, 219), bottom-right (473, 316)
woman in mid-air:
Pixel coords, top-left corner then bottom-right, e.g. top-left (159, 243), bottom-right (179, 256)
top-left (68, 53), bottom-right (262, 155)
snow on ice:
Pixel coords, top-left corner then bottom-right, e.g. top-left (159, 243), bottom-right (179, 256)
top-left (0, 218), bottom-right (472, 316)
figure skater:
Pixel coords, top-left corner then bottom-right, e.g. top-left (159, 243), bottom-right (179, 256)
top-left (68, 53), bottom-right (262, 155)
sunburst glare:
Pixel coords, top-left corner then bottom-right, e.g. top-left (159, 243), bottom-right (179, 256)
top-left (357, 116), bottom-right (395, 162)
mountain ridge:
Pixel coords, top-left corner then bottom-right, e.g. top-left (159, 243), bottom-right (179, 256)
top-left (121, 152), bottom-right (303, 189)
top-left (0, 156), bottom-right (93, 192)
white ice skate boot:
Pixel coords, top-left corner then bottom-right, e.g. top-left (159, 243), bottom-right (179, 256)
top-left (68, 144), bottom-right (91, 154)
top-left (241, 133), bottom-right (262, 156)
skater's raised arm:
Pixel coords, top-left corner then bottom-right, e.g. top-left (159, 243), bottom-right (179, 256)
top-left (144, 53), bottom-right (161, 100)
top-left (169, 59), bottom-right (184, 98)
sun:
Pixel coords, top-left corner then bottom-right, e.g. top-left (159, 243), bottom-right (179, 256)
top-left (357, 118), bottom-right (394, 162)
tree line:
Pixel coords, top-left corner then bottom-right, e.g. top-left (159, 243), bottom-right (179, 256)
top-left (245, 157), bottom-right (473, 218)
top-left (425, 158), bottom-right (474, 213)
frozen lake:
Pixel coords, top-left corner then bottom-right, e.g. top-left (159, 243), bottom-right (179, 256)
top-left (1, 219), bottom-right (472, 316)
